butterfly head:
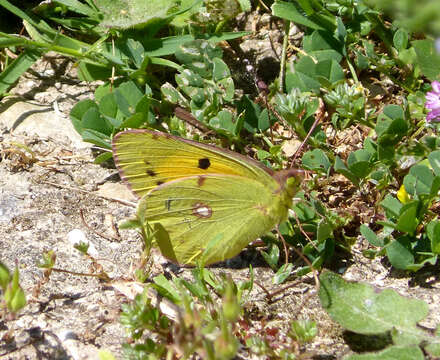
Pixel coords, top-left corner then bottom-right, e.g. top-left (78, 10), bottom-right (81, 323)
top-left (273, 169), bottom-right (306, 198)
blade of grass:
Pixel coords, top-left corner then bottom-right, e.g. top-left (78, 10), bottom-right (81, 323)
top-left (0, 48), bottom-right (41, 96)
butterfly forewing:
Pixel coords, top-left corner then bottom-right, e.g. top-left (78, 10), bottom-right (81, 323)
top-left (112, 130), bottom-right (275, 198)
top-left (137, 174), bottom-right (289, 265)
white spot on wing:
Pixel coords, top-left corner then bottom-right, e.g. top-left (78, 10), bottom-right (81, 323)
top-left (192, 202), bottom-right (212, 218)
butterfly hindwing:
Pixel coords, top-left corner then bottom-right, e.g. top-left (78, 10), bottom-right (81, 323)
top-left (137, 174), bottom-right (288, 265)
top-left (112, 130), bottom-right (275, 198)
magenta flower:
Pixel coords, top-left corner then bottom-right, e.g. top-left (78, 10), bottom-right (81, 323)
top-left (426, 81), bottom-right (440, 122)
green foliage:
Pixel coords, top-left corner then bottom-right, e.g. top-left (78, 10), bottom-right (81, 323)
top-left (94, 0), bottom-right (183, 30)
top-left (324, 83), bottom-right (367, 129)
top-left (267, 0), bottom-right (440, 272)
top-left (365, 0), bottom-right (440, 37)
top-left (70, 79), bottom-right (156, 152)
top-left (361, 153), bottom-right (440, 271)
top-left (0, 0), bottom-right (246, 97)
top-left (161, 40), bottom-right (242, 137)
top-left (319, 272), bottom-right (440, 358)
top-left (121, 268), bottom-right (316, 359)
top-left (0, 261), bottom-right (27, 314)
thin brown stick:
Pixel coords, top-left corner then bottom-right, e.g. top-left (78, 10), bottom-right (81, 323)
top-left (80, 209), bottom-right (120, 242)
top-left (290, 246), bottom-right (319, 291)
top-left (266, 277), bottom-right (311, 303)
top-left (50, 267), bottom-right (110, 281)
top-left (290, 98), bottom-right (325, 167)
top-left (174, 106), bottom-right (213, 134)
top-left (276, 225), bottom-right (290, 265)
top-left (292, 208), bottom-right (318, 251)
top-left (40, 180), bottom-right (136, 207)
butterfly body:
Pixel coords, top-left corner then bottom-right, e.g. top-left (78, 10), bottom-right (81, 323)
top-left (113, 130), bottom-right (303, 265)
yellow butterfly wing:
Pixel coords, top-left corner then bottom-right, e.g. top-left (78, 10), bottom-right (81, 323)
top-left (112, 129), bottom-right (304, 265)
top-left (112, 129), bottom-right (276, 198)
top-left (136, 174), bottom-right (290, 265)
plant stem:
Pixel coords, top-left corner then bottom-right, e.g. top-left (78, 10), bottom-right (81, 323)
top-left (279, 20), bottom-right (290, 93)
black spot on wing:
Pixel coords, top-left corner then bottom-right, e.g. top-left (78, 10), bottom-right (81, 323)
top-left (146, 169), bottom-right (157, 176)
top-left (198, 157), bottom-right (211, 170)
top-left (156, 180), bottom-right (164, 186)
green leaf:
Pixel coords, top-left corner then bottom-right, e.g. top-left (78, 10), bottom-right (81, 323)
top-left (427, 220), bottom-right (440, 254)
top-left (376, 105), bottom-right (407, 143)
top-left (77, 61), bottom-right (112, 81)
top-left (347, 149), bottom-right (373, 179)
top-left (237, 95), bottom-right (262, 134)
top-left (292, 201), bottom-right (316, 222)
top-left (96, 0), bottom-right (180, 29)
top-left (0, 48), bottom-right (40, 96)
top-left (49, 0), bottom-right (98, 17)
top-left (212, 57), bottom-right (231, 81)
top-left (4, 267), bottom-right (26, 312)
top-left (0, 262), bottom-right (10, 291)
top-left (82, 107), bottom-right (113, 135)
top-left (360, 225), bottom-right (384, 247)
top-left (118, 81), bottom-right (143, 109)
top-left (144, 35), bottom-right (194, 57)
top-left (209, 110), bottom-right (236, 134)
top-left (301, 149), bottom-right (331, 174)
top-left (303, 31), bottom-right (343, 62)
top-left (317, 219), bottom-right (332, 242)
top-left (273, 263), bottom-right (293, 285)
top-left (9, 286), bottom-right (26, 312)
top-left (70, 99), bottom-right (98, 134)
top-left (271, 0), bottom-right (336, 31)
top-left (396, 201), bottom-right (419, 234)
top-left (98, 93), bottom-right (118, 119)
top-left (152, 274), bottom-right (182, 304)
top-left (425, 340), bottom-right (440, 357)
top-left (315, 59), bottom-right (344, 84)
top-left (260, 244), bottom-right (280, 270)
top-left (393, 28), bottom-right (409, 51)
top-left (257, 109), bottom-right (270, 133)
top-left (383, 104), bottom-right (404, 121)
top-left (81, 129), bottom-right (111, 149)
top-left (428, 150), bottom-right (440, 176)
top-left (380, 195), bottom-right (402, 219)
top-left (334, 156), bottom-right (359, 186)
top-left (346, 345), bottom-right (424, 360)
top-left (319, 272), bottom-right (428, 337)
top-left (386, 237), bottom-right (415, 270)
top-left (377, 142), bottom-right (395, 163)
top-left (403, 164), bottom-right (434, 197)
top-left (94, 151), bottom-right (113, 164)
top-left (285, 65), bottom-right (321, 93)
top-left (412, 39), bottom-right (440, 81)
top-left (288, 320), bottom-right (317, 343)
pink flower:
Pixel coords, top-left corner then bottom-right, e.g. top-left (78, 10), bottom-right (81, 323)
top-left (426, 81), bottom-right (440, 122)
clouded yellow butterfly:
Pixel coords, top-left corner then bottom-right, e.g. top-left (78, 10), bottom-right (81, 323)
top-left (112, 129), bottom-right (304, 265)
